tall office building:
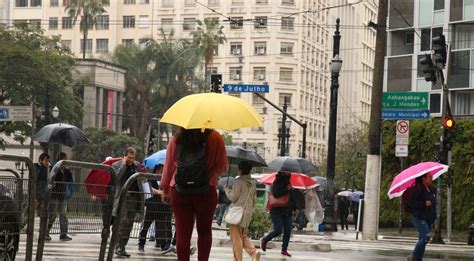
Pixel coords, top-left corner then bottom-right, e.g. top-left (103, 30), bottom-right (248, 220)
top-left (329, 0), bottom-right (377, 129)
top-left (9, 0), bottom-right (332, 164)
top-left (386, 0), bottom-right (473, 117)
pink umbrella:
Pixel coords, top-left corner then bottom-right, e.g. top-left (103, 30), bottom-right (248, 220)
top-left (258, 172), bottom-right (319, 190)
top-left (388, 162), bottom-right (449, 199)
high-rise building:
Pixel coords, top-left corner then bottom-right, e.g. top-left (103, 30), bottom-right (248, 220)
top-left (329, 0), bottom-right (377, 129)
top-left (386, 0), bottom-right (474, 117)
top-left (9, 0), bottom-right (332, 164)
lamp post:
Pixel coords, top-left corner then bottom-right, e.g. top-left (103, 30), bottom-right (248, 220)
top-left (51, 106), bottom-right (60, 161)
top-left (52, 106), bottom-right (59, 120)
top-left (323, 18), bottom-right (342, 232)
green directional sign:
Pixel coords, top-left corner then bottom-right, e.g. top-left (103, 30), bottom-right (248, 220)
top-left (382, 92), bottom-right (429, 110)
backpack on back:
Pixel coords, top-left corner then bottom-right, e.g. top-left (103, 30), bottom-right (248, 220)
top-left (402, 184), bottom-right (417, 214)
top-left (175, 131), bottom-right (211, 194)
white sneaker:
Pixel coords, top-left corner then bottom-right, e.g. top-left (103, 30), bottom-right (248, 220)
top-left (253, 250), bottom-right (262, 261)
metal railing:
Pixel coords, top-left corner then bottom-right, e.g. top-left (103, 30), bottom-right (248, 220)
top-left (36, 160), bottom-right (117, 261)
top-left (0, 154), bottom-right (36, 261)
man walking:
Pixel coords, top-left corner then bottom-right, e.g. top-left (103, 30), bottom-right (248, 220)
top-left (112, 147), bottom-right (142, 258)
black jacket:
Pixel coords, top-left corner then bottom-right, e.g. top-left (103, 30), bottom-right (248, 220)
top-left (35, 163), bottom-right (48, 201)
top-left (270, 173), bottom-right (293, 215)
top-left (51, 168), bottom-right (73, 200)
top-left (408, 183), bottom-right (437, 224)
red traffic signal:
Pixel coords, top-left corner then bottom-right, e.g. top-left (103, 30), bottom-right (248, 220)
top-left (443, 117), bottom-right (455, 129)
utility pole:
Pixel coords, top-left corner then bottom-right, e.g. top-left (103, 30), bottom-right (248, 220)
top-left (362, 0), bottom-right (387, 240)
top-left (279, 97), bottom-right (288, 157)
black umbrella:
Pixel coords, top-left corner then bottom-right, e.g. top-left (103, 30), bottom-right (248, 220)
top-left (33, 123), bottom-right (89, 147)
top-left (267, 156), bottom-right (318, 175)
top-left (225, 145), bottom-right (267, 167)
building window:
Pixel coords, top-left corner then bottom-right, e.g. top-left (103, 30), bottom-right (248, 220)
top-left (123, 16), bottom-right (135, 28)
top-left (455, 93), bottom-right (471, 115)
top-left (140, 0), bottom-right (149, 3)
top-left (230, 42), bottom-right (242, 55)
top-left (279, 68), bottom-right (293, 81)
top-left (30, 19), bottom-right (41, 29)
top-left (162, 0), bottom-right (173, 7)
top-left (60, 40), bottom-right (71, 50)
top-left (254, 16), bottom-right (267, 29)
top-left (281, 17), bottom-right (294, 30)
top-left (62, 17), bottom-right (72, 29)
top-left (280, 42), bottom-right (294, 55)
top-left (210, 67), bottom-right (218, 74)
top-left (183, 18), bottom-right (195, 31)
top-left (208, 0), bottom-right (219, 5)
top-left (254, 42), bottom-right (267, 55)
top-left (230, 17), bottom-right (243, 29)
top-left (282, 0), bottom-right (294, 5)
top-left (16, 0), bottom-right (28, 7)
top-left (448, 50), bottom-right (470, 88)
top-left (230, 67), bottom-right (242, 81)
top-left (50, 0), bottom-right (58, 6)
top-left (161, 18), bottom-right (173, 31)
top-left (80, 39), bottom-right (92, 53)
top-left (228, 92), bottom-right (241, 98)
top-left (122, 39), bottom-right (134, 47)
top-left (252, 93), bottom-right (265, 106)
top-left (31, 0), bottom-right (42, 7)
top-left (96, 15), bottom-right (109, 30)
top-left (253, 67), bottom-right (266, 81)
top-left (124, 0), bottom-right (135, 4)
top-left (256, 0), bottom-right (268, 3)
top-left (49, 17), bottom-right (58, 29)
top-left (278, 93), bottom-right (292, 106)
top-left (430, 93), bottom-right (441, 114)
top-left (420, 27), bottom-right (443, 51)
top-left (185, 0), bottom-right (195, 5)
top-left (389, 30), bottom-right (414, 55)
top-left (139, 15), bottom-right (149, 28)
top-left (96, 39), bottom-right (109, 53)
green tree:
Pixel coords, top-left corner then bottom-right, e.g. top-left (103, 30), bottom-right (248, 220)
top-left (222, 132), bottom-right (233, 145)
top-left (191, 17), bottom-right (226, 92)
top-left (73, 127), bottom-right (143, 162)
top-left (0, 24), bottom-right (83, 143)
top-left (334, 125), bottom-right (368, 190)
top-left (65, 0), bottom-right (107, 59)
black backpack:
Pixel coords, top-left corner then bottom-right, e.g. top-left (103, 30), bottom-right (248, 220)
top-left (175, 131), bottom-right (211, 194)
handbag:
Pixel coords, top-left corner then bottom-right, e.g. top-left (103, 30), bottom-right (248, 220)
top-left (224, 188), bottom-right (252, 225)
top-left (267, 191), bottom-right (289, 209)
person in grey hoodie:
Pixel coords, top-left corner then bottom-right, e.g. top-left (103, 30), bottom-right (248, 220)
top-left (224, 161), bottom-right (261, 261)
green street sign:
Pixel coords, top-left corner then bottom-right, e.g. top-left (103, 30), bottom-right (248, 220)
top-left (382, 92), bottom-right (429, 110)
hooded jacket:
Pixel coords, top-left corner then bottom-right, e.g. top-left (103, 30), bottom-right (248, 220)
top-left (224, 175), bottom-right (256, 228)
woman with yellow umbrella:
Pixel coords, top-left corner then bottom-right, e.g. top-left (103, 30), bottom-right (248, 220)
top-left (160, 92), bottom-right (262, 261)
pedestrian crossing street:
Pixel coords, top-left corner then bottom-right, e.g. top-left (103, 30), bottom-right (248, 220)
top-left (16, 240), bottom-right (331, 260)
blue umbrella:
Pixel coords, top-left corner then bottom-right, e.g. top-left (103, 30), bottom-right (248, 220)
top-left (349, 191), bottom-right (364, 202)
top-left (143, 149), bottom-right (167, 170)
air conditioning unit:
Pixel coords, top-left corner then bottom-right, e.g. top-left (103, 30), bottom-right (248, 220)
top-left (257, 49), bottom-right (265, 55)
top-left (233, 74), bottom-right (240, 80)
top-left (233, 49), bottom-right (241, 55)
top-left (262, 107), bottom-right (267, 114)
top-left (258, 75), bottom-right (265, 80)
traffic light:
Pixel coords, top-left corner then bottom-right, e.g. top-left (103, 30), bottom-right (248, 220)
top-left (210, 74), bottom-right (222, 93)
top-left (442, 115), bottom-right (455, 151)
top-left (419, 54), bottom-right (437, 83)
top-left (432, 33), bottom-right (447, 66)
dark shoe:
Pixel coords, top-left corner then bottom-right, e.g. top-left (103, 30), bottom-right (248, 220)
top-left (281, 250), bottom-right (292, 257)
top-left (148, 236), bottom-right (155, 241)
top-left (161, 245), bottom-right (173, 255)
top-left (45, 235), bottom-right (51, 241)
top-left (260, 238), bottom-right (267, 252)
top-left (59, 235), bottom-right (72, 241)
top-left (115, 247), bottom-right (131, 258)
top-left (138, 245), bottom-right (145, 253)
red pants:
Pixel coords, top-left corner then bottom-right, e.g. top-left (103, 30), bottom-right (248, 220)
top-left (171, 186), bottom-right (217, 261)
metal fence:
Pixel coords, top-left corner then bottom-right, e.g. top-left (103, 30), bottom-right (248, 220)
top-left (0, 154), bottom-right (36, 261)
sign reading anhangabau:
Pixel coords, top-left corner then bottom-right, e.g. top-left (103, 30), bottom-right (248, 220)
top-left (223, 84), bottom-right (269, 93)
top-left (382, 92), bottom-right (429, 110)
top-left (0, 106), bottom-right (33, 122)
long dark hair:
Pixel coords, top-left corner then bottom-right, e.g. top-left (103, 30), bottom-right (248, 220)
top-left (175, 127), bottom-right (212, 153)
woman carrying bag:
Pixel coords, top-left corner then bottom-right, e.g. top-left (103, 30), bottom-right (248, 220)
top-left (260, 171), bottom-right (293, 257)
top-left (224, 161), bottom-right (262, 261)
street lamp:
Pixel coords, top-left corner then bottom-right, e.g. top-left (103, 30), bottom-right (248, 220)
top-left (323, 18), bottom-right (342, 232)
top-left (52, 106), bottom-right (59, 119)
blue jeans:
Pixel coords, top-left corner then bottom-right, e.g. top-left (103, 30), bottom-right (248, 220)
top-left (262, 211), bottom-right (292, 251)
top-left (215, 203), bottom-right (229, 225)
top-left (411, 215), bottom-right (432, 260)
top-left (296, 210), bottom-right (305, 230)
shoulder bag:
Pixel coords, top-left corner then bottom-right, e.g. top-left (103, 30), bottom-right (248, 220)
top-left (224, 188), bottom-right (252, 225)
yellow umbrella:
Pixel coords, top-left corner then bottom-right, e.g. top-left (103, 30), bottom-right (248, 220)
top-left (161, 93), bottom-right (263, 131)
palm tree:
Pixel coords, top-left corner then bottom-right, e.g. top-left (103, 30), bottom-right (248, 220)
top-left (191, 17), bottom-right (226, 91)
top-left (65, 0), bottom-right (107, 59)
